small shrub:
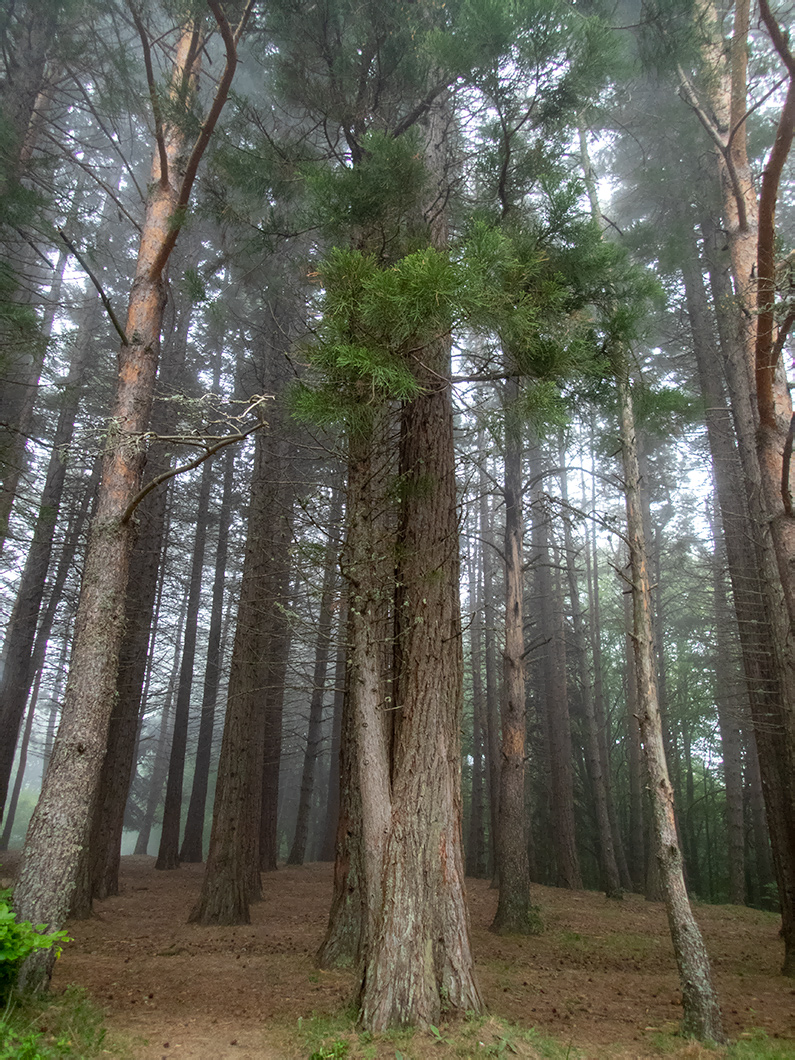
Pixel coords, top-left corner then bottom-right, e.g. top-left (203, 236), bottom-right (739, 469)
top-left (0, 889), bottom-right (69, 1003)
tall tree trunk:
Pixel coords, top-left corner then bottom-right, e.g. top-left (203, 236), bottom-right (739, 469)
top-left (190, 425), bottom-right (274, 924)
top-left (479, 455), bottom-right (501, 881)
top-left (358, 96), bottom-right (483, 1030)
top-left (13, 10), bottom-right (248, 987)
top-left (531, 445), bottom-right (581, 890)
top-left (318, 602), bottom-right (347, 863)
top-left (316, 599), bottom-right (366, 969)
top-left (619, 369), bottom-right (725, 1044)
top-left (0, 292), bottom-right (95, 812)
top-left (287, 485), bottom-right (343, 865)
top-left (584, 475), bottom-right (631, 892)
top-left (559, 450), bottom-right (621, 898)
top-left (86, 283), bottom-right (195, 903)
top-left (686, 0), bottom-right (795, 974)
top-left (466, 530), bottom-right (488, 880)
top-left (155, 451), bottom-right (214, 870)
top-left (491, 386), bottom-right (533, 932)
top-left (180, 442), bottom-right (236, 863)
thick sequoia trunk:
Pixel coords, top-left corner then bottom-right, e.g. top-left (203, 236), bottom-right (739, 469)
top-left (357, 94), bottom-right (482, 1029)
top-left (316, 601), bottom-right (366, 968)
top-left (619, 370), bottom-right (725, 1044)
top-left (360, 344), bottom-right (483, 1028)
top-left (319, 409), bottom-right (395, 966)
top-left (491, 393), bottom-right (533, 932)
top-left (287, 486), bottom-right (343, 866)
top-left (13, 11), bottom-right (247, 986)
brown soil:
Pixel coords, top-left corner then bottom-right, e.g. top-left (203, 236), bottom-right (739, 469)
top-left (19, 858), bottom-right (795, 1058)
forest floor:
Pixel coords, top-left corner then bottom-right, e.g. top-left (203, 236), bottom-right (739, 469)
top-left (6, 856), bottom-right (795, 1060)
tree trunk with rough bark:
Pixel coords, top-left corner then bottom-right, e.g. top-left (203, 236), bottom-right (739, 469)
top-left (619, 369), bottom-right (725, 1044)
top-left (358, 97), bottom-right (483, 1030)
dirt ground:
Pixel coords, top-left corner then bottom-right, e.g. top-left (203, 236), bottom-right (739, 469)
top-left (17, 857), bottom-right (795, 1058)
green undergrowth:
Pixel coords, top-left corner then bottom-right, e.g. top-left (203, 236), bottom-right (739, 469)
top-left (0, 985), bottom-right (129, 1059)
top-left (288, 1011), bottom-right (795, 1060)
top-left (292, 1010), bottom-right (581, 1059)
top-left (645, 1028), bottom-right (795, 1059)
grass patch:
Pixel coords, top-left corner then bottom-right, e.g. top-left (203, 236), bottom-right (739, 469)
top-left (645, 1028), bottom-right (795, 1059)
top-left (0, 985), bottom-right (128, 1059)
top-left (286, 1011), bottom-right (583, 1059)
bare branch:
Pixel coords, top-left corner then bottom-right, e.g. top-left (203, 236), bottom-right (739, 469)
top-left (149, 0), bottom-right (255, 280)
top-left (759, 0), bottom-right (795, 79)
top-left (121, 419), bottom-right (262, 524)
top-left (127, 0), bottom-right (170, 188)
top-left (58, 229), bottom-right (130, 346)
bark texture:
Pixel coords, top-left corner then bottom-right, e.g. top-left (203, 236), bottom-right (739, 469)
top-left (619, 371), bottom-right (725, 1044)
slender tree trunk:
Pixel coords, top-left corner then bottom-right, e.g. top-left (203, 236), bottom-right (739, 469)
top-left (585, 474), bottom-right (631, 892)
top-left (0, 696), bottom-right (36, 851)
top-left (491, 388), bottom-right (533, 932)
top-left (156, 456), bottom-right (214, 870)
top-left (0, 294), bottom-right (95, 812)
top-left (466, 530), bottom-right (488, 879)
top-left (318, 602), bottom-right (347, 863)
top-left (287, 486), bottom-right (343, 865)
top-left (559, 451), bottom-right (621, 898)
top-left (480, 457), bottom-right (501, 881)
top-left (619, 369), bottom-right (725, 1044)
top-left (133, 604), bottom-right (183, 861)
top-left (180, 442), bottom-right (236, 862)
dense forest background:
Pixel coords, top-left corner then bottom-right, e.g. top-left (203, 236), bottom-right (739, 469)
top-left (1, 0), bottom-right (794, 1041)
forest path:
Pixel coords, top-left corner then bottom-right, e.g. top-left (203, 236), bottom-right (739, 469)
top-left (32, 857), bottom-right (795, 1058)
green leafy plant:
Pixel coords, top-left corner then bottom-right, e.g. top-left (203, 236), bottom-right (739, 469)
top-left (309, 1040), bottom-right (349, 1060)
top-left (0, 889), bottom-right (69, 1003)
